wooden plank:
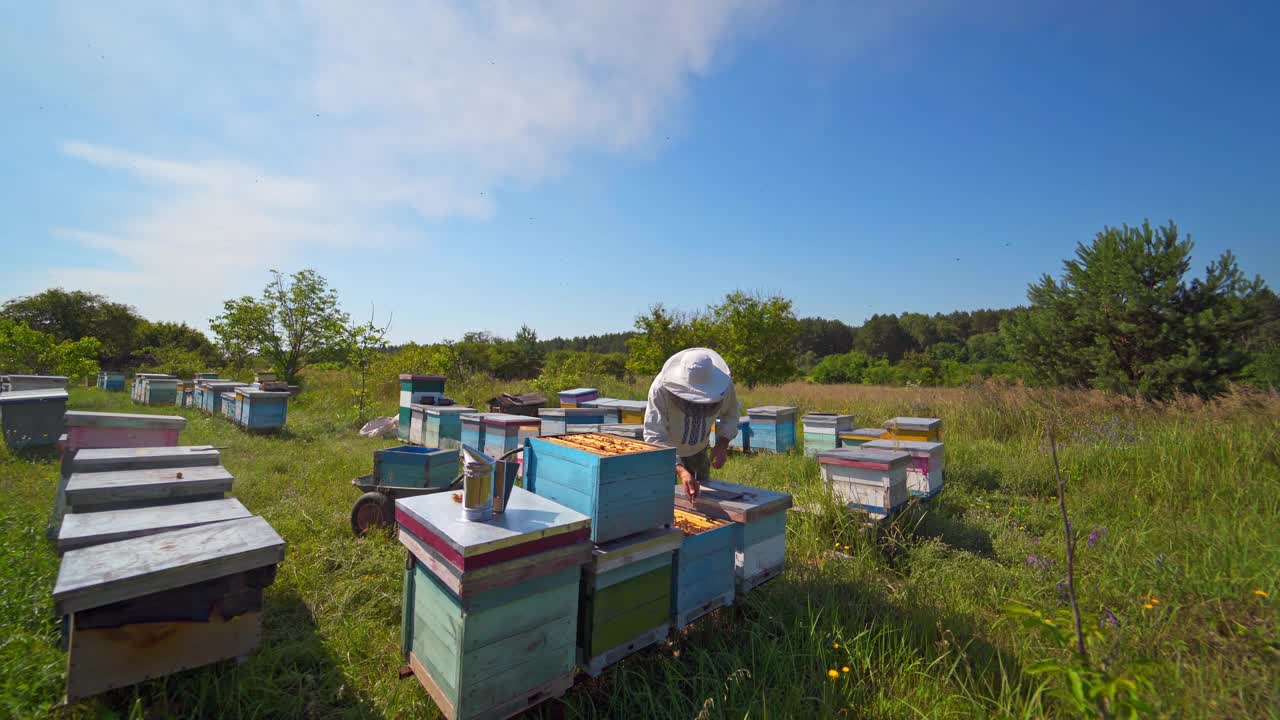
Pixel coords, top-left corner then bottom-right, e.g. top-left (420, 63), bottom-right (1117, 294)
top-left (58, 498), bottom-right (252, 552)
top-left (63, 411), bottom-right (187, 430)
top-left (64, 465), bottom-right (234, 510)
top-left (461, 614), bottom-right (576, 685)
top-left (54, 516), bottom-right (286, 615)
top-left (674, 479), bottom-right (792, 523)
top-left (588, 527), bottom-right (682, 575)
top-left (408, 651), bottom-right (458, 720)
top-left (69, 446), bottom-right (221, 473)
top-left (66, 610), bottom-right (262, 703)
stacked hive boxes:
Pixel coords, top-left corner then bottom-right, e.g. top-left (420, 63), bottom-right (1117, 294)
top-left (174, 380), bottom-right (193, 408)
top-left (481, 413), bottom-right (543, 492)
top-left (817, 447), bottom-right (912, 520)
top-left (670, 510), bottom-right (737, 628)
top-left (837, 427), bottom-right (889, 447)
top-left (51, 446), bottom-right (286, 701)
top-left (801, 413), bottom-right (855, 457)
top-left (675, 479), bottom-right (793, 594)
top-left (420, 406), bottom-right (475, 449)
top-left (524, 433), bottom-right (686, 672)
top-left (747, 406), bottom-right (798, 453)
top-left (883, 416), bottom-right (942, 442)
top-left (0, 388), bottom-right (68, 449)
top-left (558, 387), bottom-right (598, 408)
top-left (539, 407), bottom-right (606, 436)
top-left (399, 375), bottom-right (447, 442)
top-left (129, 374), bottom-right (171, 403)
top-left (864, 438), bottom-right (945, 499)
top-left (395, 487), bottom-right (592, 719)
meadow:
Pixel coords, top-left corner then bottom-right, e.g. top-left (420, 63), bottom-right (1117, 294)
top-left (1, 374), bottom-right (1277, 719)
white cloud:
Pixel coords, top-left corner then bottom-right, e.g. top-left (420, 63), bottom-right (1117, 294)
top-left (49, 1), bottom-right (773, 329)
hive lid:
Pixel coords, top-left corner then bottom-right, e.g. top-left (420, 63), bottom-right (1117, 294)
top-left (0, 388), bottom-right (68, 403)
top-left (864, 439), bottom-right (944, 453)
top-left (539, 407), bottom-right (606, 417)
top-left (399, 374), bottom-right (447, 382)
top-left (200, 380), bottom-right (248, 389)
top-left (424, 405), bottom-right (475, 416)
top-left (803, 413), bottom-right (854, 424)
top-left (480, 413), bottom-right (541, 426)
top-left (57, 497), bottom-right (252, 553)
top-left (63, 411), bottom-right (186, 430)
top-left (53, 515), bottom-right (285, 615)
top-left (395, 486), bottom-right (590, 569)
top-left (748, 405), bottom-right (798, 417)
top-left (883, 416), bottom-right (942, 431)
top-left (674, 479), bottom-right (793, 522)
top-left (817, 447), bottom-right (912, 469)
top-left (558, 387), bottom-right (598, 396)
top-left (69, 445), bottom-right (222, 472)
top-left (234, 388), bottom-right (290, 398)
top-left (1, 374), bottom-right (69, 381)
top-left (609, 399), bottom-right (647, 411)
top-left (843, 427), bottom-right (887, 437)
top-left (587, 527), bottom-right (683, 574)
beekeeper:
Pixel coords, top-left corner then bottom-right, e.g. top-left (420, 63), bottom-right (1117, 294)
top-left (643, 348), bottom-right (740, 500)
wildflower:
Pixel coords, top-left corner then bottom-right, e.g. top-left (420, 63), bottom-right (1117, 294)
top-left (1087, 527), bottom-right (1106, 548)
top-left (833, 642), bottom-right (840, 649)
top-left (844, 545), bottom-right (851, 551)
top-left (1101, 608), bottom-right (1120, 628)
top-left (1253, 589), bottom-right (1269, 598)
top-left (1143, 603), bottom-right (1154, 610)
top-left (1027, 554), bottom-right (1038, 568)
top-left (842, 666), bottom-right (850, 673)
top-left (1043, 618), bottom-right (1054, 625)
top-left (827, 669), bottom-right (839, 679)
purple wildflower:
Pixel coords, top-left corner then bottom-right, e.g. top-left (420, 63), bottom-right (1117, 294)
top-left (1027, 554), bottom-right (1038, 568)
top-left (1088, 527), bottom-right (1107, 549)
top-left (1102, 608), bottom-right (1120, 628)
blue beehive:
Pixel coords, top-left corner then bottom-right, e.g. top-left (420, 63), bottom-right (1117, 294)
top-left (424, 406), bottom-right (475, 450)
top-left (399, 375), bottom-right (447, 442)
top-left (234, 388), bottom-right (289, 432)
top-left (802, 413), bottom-right (855, 457)
top-left (671, 509), bottom-right (736, 628)
top-left (199, 381), bottom-right (246, 415)
top-left (374, 445), bottom-right (459, 489)
top-left (747, 406), bottom-right (797, 453)
top-left (538, 407), bottom-right (606, 436)
top-left (524, 433), bottom-right (675, 544)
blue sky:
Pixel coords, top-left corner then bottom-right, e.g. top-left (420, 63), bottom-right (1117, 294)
top-left (1, 1), bottom-right (1276, 344)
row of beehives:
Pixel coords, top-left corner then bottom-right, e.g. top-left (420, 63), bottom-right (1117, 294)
top-left (45, 411), bottom-right (286, 703)
top-left (154, 374), bottom-right (291, 433)
top-left (393, 430), bottom-right (792, 719)
top-left (803, 413), bottom-right (945, 520)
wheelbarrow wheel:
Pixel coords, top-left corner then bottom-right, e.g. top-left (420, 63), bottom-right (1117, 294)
top-left (351, 492), bottom-right (392, 535)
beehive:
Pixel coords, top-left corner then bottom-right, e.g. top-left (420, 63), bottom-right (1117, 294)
top-left (578, 527), bottom-right (681, 677)
top-left (863, 439), bottom-right (945, 498)
top-left (0, 388), bottom-right (67, 448)
top-left (539, 407), bottom-right (606, 436)
top-left (220, 392), bottom-right (238, 420)
top-left (373, 446), bottom-right (459, 490)
top-left (599, 423), bottom-right (645, 440)
top-left (399, 375), bottom-right (447, 442)
top-left (611, 400), bottom-right (647, 424)
top-left (56, 497), bottom-right (253, 553)
top-left (459, 413), bottom-right (491, 451)
top-left (174, 381), bottom-right (193, 408)
top-left (817, 448), bottom-right (911, 519)
top-left (882, 417), bottom-right (942, 442)
top-left (130, 374), bottom-right (174, 403)
top-left (670, 509), bottom-right (736, 628)
top-left (2, 374), bottom-right (69, 392)
top-left (52, 516), bottom-right (285, 702)
top-left (100, 372), bottom-right (125, 392)
top-left (423, 406), bottom-right (476, 450)
top-left (716, 416), bottom-right (751, 452)
top-left (234, 387), bottom-right (289, 432)
top-left (63, 411), bottom-right (185, 453)
top-left (524, 433), bottom-right (675, 544)
top-left (801, 413), bottom-right (855, 457)
top-left (198, 381), bottom-right (246, 415)
top-left (583, 398), bottom-right (623, 424)
top-left (63, 464), bottom-right (235, 514)
top-left (557, 387), bottom-right (598, 408)
top-left (837, 427), bottom-right (889, 448)
top-left (395, 487), bottom-right (590, 720)
top-left (747, 406), bottom-right (798, 453)
top-left (675, 479), bottom-right (792, 594)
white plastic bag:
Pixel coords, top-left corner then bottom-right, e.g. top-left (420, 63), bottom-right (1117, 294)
top-left (358, 416), bottom-right (398, 438)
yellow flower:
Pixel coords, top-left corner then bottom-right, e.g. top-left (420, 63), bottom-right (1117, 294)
top-left (844, 545), bottom-right (851, 551)
top-left (827, 669), bottom-right (839, 679)
top-left (1143, 603), bottom-right (1154, 610)
top-left (1043, 618), bottom-right (1054, 625)
top-left (833, 642), bottom-right (840, 649)
top-left (1151, 598), bottom-right (1160, 604)
top-left (1254, 589), bottom-right (1269, 598)
top-left (842, 666), bottom-right (850, 673)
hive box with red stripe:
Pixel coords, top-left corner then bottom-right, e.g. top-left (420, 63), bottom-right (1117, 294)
top-left (395, 487), bottom-right (591, 720)
top-left (523, 433), bottom-right (676, 545)
top-left (816, 447), bottom-right (912, 520)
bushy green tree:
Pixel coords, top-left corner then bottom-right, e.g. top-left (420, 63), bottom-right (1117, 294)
top-left (707, 291), bottom-right (799, 388)
top-left (210, 269), bottom-right (349, 383)
top-left (1004, 220), bottom-right (1265, 399)
top-left (0, 319), bottom-right (101, 380)
top-left (1, 288), bottom-right (142, 367)
top-left (855, 314), bottom-right (917, 362)
top-left (796, 317), bottom-right (855, 358)
top-left (809, 350), bottom-right (871, 384)
top-left (625, 304), bottom-right (704, 378)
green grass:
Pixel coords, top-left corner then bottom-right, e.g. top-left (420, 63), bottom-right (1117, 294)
top-left (1, 378), bottom-right (1277, 718)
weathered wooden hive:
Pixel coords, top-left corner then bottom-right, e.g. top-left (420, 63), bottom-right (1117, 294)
top-left (52, 515), bottom-right (285, 702)
top-left (675, 479), bottom-right (792, 595)
top-left (524, 433), bottom-right (675, 544)
top-left (670, 509), bottom-right (736, 628)
top-left (578, 527), bottom-right (682, 677)
top-left (421, 406), bottom-right (475, 450)
top-left (557, 387), bottom-right (598, 408)
top-left (234, 387), bottom-right (289, 432)
top-left (747, 406), bottom-right (798, 453)
top-left (198, 380), bottom-right (246, 415)
top-left (395, 487), bottom-right (591, 720)
top-left (220, 391), bottom-right (238, 420)
top-left (64, 463), bottom-right (235, 514)
top-left (174, 381), bottom-right (193, 408)
top-left (539, 407), bottom-right (606, 436)
top-left (62, 411), bottom-right (185, 453)
top-left (863, 439), bottom-right (945, 499)
top-left (802, 413), bottom-right (855, 456)
top-left (99, 372), bottom-right (125, 392)
top-left (2, 374), bottom-right (69, 392)
top-left (837, 427), bottom-right (889, 447)
top-left (399, 375), bottom-right (447, 442)
top-left (0, 388), bottom-right (67, 449)
top-left (373, 445), bottom-right (459, 490)
top-left (817, 447), bottom-right (911, 519)
top-left (57, 497), bottom-right (253, 553)
top-left (882, 416), bottom-right (943, 442)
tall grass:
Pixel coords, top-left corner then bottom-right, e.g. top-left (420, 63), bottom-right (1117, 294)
top-left (0, 379), bottom-right (1275, 718)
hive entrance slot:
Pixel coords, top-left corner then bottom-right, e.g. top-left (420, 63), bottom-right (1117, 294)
top-left (540, 433), bottom-right (655, 456)
top-left (673, 509), bottom-right (726, 536)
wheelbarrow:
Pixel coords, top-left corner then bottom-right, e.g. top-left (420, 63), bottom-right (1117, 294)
top-left (349, 446), bottom-right (524, 535)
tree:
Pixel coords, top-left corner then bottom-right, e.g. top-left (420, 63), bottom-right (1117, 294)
top-left (209, 269), bottom-right (349, 383)
top-left (809, 350), bottom-right (871, 384)
top-left (344, 307), bottom-right (393, 423)
top-left (1004, 220), bottom-right (1266, 399)
top-left (0, 319), bottom-right (102, 380)
top-left (1, 288), bottom-right (142, 367)
top-left (625, 304), bottom-right (703, 378)
top-left (854, 314), bottom-right (917, 362)
top-left (796, 317), bottom-right (855, 359)
top-left (966, 332), bottom-right (1009, 363)
top-left (133, 321), bottom-right (221, 371)
top-left (708, 291), bottom-right (800, 388)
